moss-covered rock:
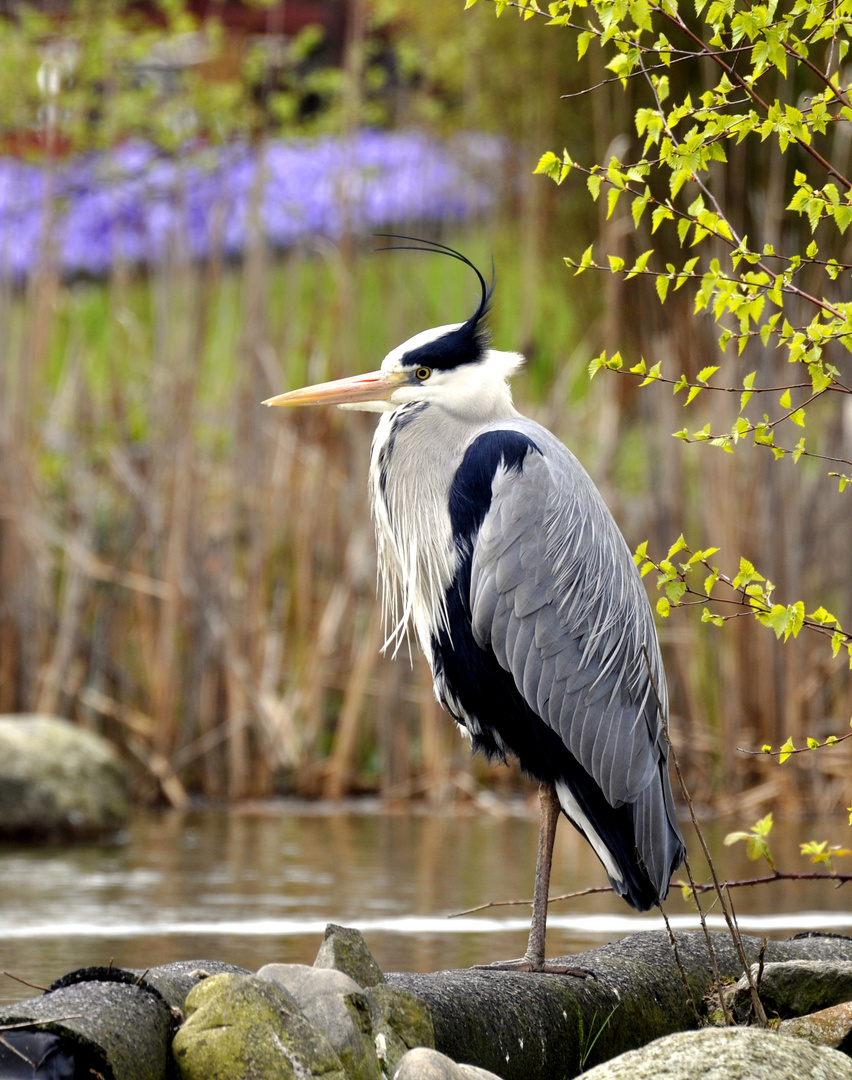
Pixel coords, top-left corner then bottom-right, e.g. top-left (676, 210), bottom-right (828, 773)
top-left (365, 982), bottom-right (436, 1074)
top-left (0, 714), bottom-right (128, 838)
top-left (314, 924), bottom-right (385, 988)
top-left (171, 973), bottom-right (346, 1080)
top-left (728, 961), bottom-right (852, 1022)
top-left (257, 963), bottom-right (382, 1080)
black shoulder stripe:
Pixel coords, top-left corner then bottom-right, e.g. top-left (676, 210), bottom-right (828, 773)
top-left (448, 429), bottom-right (541, 545)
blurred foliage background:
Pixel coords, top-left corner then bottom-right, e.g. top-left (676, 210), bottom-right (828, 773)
top-left (1, 0), bottom-right (848, 818)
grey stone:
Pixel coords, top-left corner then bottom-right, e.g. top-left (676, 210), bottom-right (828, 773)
top-left (580, 1027), bottom-right (852, 1079)
top-left (258, 963), bottom-right (382, 1080)
top-left (780, 1000), bottom-right (852, 1051)
top-left (171, 972), bottom-right (346, 1080)
top-left (393, 1047), bottom-right (504, 1080)
top-left (729, 960), bottom-right (852, 1021)
top-left (315, 923), bottom-right (385, 987)
top-left (0, 714), bottom-right (128, 838)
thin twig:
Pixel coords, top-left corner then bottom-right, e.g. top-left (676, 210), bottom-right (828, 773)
top-left (0, 1036), bottom-right (35, 1068)
top-left (659, 903), bottom-right (703, 1024)
top-left (1, 972), bottom-right (49, 992)
top-left (738, 730), bottom-right (852, 758)
top-left (642, 644), bottom-right (744, 1025)
top-left (680, 852), bottom-right (734, 1025)
top-left (450, 885), bottom-right (612, 918)
top-left (451, 867), bottom-right (852, 918)
top-left (0, 1017), bottom-right (83, 1030)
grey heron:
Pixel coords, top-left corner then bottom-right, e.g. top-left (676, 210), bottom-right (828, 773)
top-left (264, 237), bottom-right (685, 972)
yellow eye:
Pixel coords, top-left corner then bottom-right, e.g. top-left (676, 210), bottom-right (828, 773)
top-left (415, 367), bottom-right (431, 381)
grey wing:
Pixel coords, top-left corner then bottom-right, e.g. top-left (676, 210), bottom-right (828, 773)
top-left (468, 420), bottom-right (670, 812)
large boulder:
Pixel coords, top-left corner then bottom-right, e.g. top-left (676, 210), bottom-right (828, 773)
top-left (0, 714), bottom-right (128, 838)
top-left (580, 1026), bottom-right (852, 1079)
top-left (172, 972), bottom-right (347, 1080)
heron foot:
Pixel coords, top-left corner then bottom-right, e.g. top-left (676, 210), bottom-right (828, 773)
top-left (473, 957), bottom-right (594, 977)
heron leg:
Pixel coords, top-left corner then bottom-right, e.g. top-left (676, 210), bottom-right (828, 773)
top-left (474, 781), bottom-right (591, 976)
top-left (524, 779), bottom-right (561, 968)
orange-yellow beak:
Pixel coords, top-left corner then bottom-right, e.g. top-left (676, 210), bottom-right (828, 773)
top-left (263, 369), bottom-right (407, 408)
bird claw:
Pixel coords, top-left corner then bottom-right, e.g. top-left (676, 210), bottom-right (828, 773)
top-left (473, 958), bottom-right (594, 977)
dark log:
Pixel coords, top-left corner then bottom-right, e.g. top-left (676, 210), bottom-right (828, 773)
top-left (386, 931), bottom-right (852, 1080)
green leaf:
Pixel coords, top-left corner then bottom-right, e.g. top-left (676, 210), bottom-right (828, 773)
top-left (779, 737), bottom-right (795, 764)
top-left (534, 151), bottom-right (560, 177)
top-left (626, 249), bottom-right (654, 278)
top-left (665, 579), bottom-right (687, 603)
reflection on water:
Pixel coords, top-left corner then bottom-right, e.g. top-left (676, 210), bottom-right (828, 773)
top-left (1, 803), bottom-right (851, 1005)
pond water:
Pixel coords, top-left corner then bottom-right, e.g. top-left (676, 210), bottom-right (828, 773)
top-left (2, 801), bottom-right (851, 1005)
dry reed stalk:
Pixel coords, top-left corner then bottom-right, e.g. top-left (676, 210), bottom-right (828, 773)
top-left (301, 581), bottom-right (350, 761)
top-left (35, 523), bottom-right (91, 716)
top-left (418, 660), bottom-right (449, 805)
top-left (322, 601), bottom-right (384, 799)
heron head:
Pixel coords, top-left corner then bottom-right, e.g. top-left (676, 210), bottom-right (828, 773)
top-left (263, 237), bottom-right (522, 416)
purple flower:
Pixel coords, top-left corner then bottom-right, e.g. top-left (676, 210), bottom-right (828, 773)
top-left (0, 130), bottom-right (504, 280)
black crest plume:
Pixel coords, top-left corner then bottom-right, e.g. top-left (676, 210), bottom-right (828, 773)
top-left (375, 234), bottom-right (495, 371)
